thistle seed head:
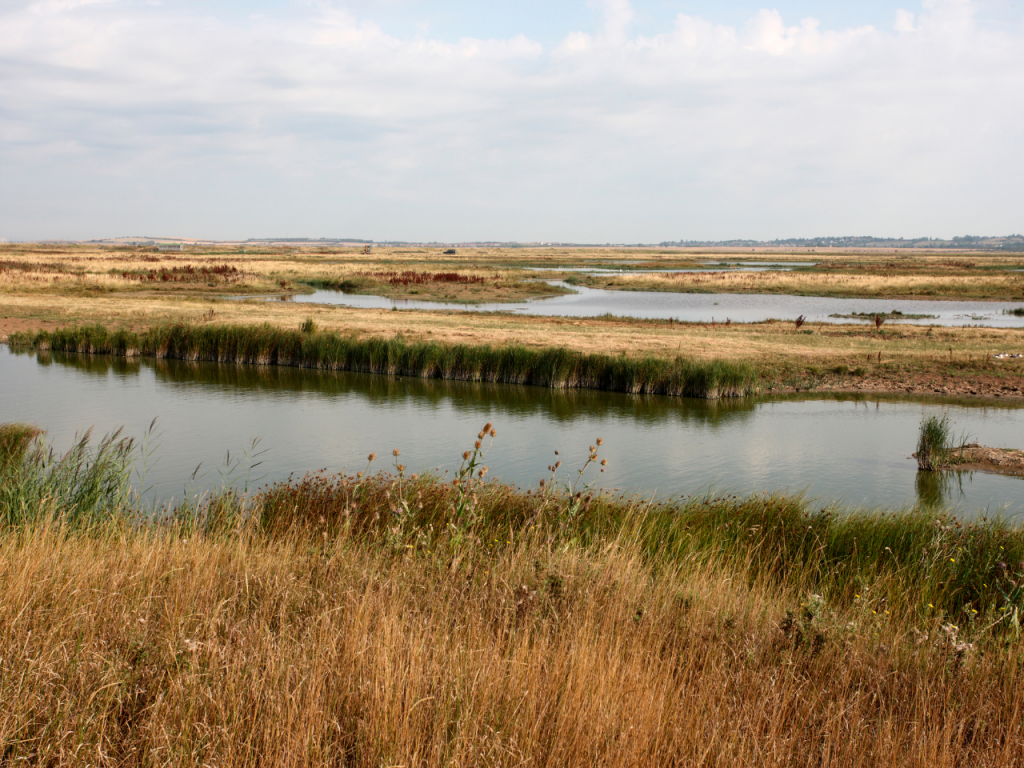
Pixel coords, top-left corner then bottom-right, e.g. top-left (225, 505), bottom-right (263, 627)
top-left (596, 437), bottom-right (603, 446)
top-left (368, 453), bottom-right (376, 462)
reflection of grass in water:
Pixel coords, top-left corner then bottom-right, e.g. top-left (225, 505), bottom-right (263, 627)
top-left (915, 467), bottom-right (966, 509)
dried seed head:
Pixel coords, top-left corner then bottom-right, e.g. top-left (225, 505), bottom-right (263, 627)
top-left (393, 449), bottom-right (400, 456)
top-left (555, 460), bottom-right (562, 469)
top-left (483, 422), bottom-right (492, 432)
top-left (490, 428), bottom-right (496, 437)
top-left (368, 453), bottom-right (376, 462)
top-left (463, 451), bottom-right (471, 460)
top-left (475, 440), bottom-right (482, 449)
top-left (397, 464), bottom-right (405, 472)
top-left (600, 459), bottom-right (608, 466)
top-left (478, 431), bottom-right (485, 440)
top-left (554, 450), bottom-right (559, 456)
top-left (596, 437), bottom-right (603, 446)
top-left (356, 471), bottom-right (364, 478)
top-left (590, 445), bottom-right (596, 452)
top-left (539, 479), bottom-right (546, 487)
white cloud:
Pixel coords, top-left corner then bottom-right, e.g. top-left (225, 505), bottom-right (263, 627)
top-left (894, 9), bottom-right (917, 32)
top-left (0, 0), bottom-right (1021, 241)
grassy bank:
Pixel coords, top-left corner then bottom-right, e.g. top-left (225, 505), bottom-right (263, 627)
top-left (11, 322), bottom-right (759, 398)
top-left (3, 425), bottom-right (1024, 766)
top-left (302, 271), bottom-right (571, 303)
top-left (571, 266), bottom-right (1024, 301)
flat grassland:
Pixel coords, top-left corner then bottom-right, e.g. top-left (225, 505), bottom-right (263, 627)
top-left (2, 243), bottom-right (1023, 398)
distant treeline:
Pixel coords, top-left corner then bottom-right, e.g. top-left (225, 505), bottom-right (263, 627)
top-left (660, 235), bottom-right (1024, 250)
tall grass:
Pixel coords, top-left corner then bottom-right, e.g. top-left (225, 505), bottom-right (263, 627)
top-left (915, 414), bottom-right (969, 471)
top-left (12, 322), bottom-right (759, 398)
top-left (4, 424), bottom-right (1024, 764)
top-left (0, 426), bottom-right (135, 528)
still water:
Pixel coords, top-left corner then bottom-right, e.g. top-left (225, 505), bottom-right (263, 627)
top-left (2, 347), bottom-right (1022, 516)
top-left (271, 283), bottom-right (1024, 328)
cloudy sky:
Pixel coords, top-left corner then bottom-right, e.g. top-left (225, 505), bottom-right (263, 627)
top-left (0, 0), bottom-right (1021, 242)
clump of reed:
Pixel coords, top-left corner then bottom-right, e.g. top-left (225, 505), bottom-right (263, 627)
top-left (1005, 306), bottom-right (1024, 317)
top-left (0, 425), bottom-right (135, 528)
top-left (11, 322), bottom-right (759, 399)
top-left (3, 422), bottom-right (1024, 765)
top-left (915, 414), bottom-right (968, 471)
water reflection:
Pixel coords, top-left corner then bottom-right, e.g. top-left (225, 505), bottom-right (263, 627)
top-left (264, 283), bottom-right (1024, 328)
top-left (915, 470), bottom-right (968, 510)
top-left (3, 347), bottom-right (1024, 516)
top-left (40, 351), bottom-right (758, 428)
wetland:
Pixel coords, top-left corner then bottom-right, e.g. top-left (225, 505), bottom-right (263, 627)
top-left (3, 345), bottom-right (1022, 515)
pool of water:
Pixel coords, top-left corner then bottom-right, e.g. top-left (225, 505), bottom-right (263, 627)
top-left (2, 346), bottom-right (1022, 516)
top-left (266, 283), bottom-right (1024, 328)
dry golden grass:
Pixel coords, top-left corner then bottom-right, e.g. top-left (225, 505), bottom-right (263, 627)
top-left (4, 516), bottom-right (1023, 767)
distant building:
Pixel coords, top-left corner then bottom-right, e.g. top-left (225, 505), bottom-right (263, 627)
top-left (158, 243), bottom-right (185, 252)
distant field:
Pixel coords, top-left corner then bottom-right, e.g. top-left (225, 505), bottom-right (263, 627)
top-left (2, 243), bottom-right (1023, 399)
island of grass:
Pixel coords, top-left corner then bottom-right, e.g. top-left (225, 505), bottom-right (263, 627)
top-left (828, 309), bottom-right (938, 321)
top-left (915, 414), bottom-right (1024, 477)
top-left (302, 270), bottom-right (572, 304)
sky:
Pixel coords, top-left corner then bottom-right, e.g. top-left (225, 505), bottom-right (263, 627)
top-left (0, 0), bottom-right (1022, 242)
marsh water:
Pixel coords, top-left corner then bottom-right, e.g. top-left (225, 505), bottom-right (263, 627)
top-left (2, 346), bottom-right (1023, 516)
top-left (270, 283), bottom-right (1024, 328)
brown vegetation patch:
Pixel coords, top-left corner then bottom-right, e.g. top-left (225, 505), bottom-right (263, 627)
top-left (120, 264), bottom-right (242, 284)
top-left (359, 270), bottom-right (491, 286)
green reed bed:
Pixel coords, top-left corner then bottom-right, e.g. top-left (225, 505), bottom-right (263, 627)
top-left (11, 322), bottom-right (758, 398)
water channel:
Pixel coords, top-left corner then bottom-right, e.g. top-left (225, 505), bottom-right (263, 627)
top-left (266, 283), bottom-right (1024, 328)
top-left (2, 346), bottom-right (1022, 517)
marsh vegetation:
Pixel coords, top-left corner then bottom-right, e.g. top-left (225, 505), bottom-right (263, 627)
top-left (2, 243), bottom-right (1023, 399)
top-left (3, 423), bottom-right (1024, 765)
